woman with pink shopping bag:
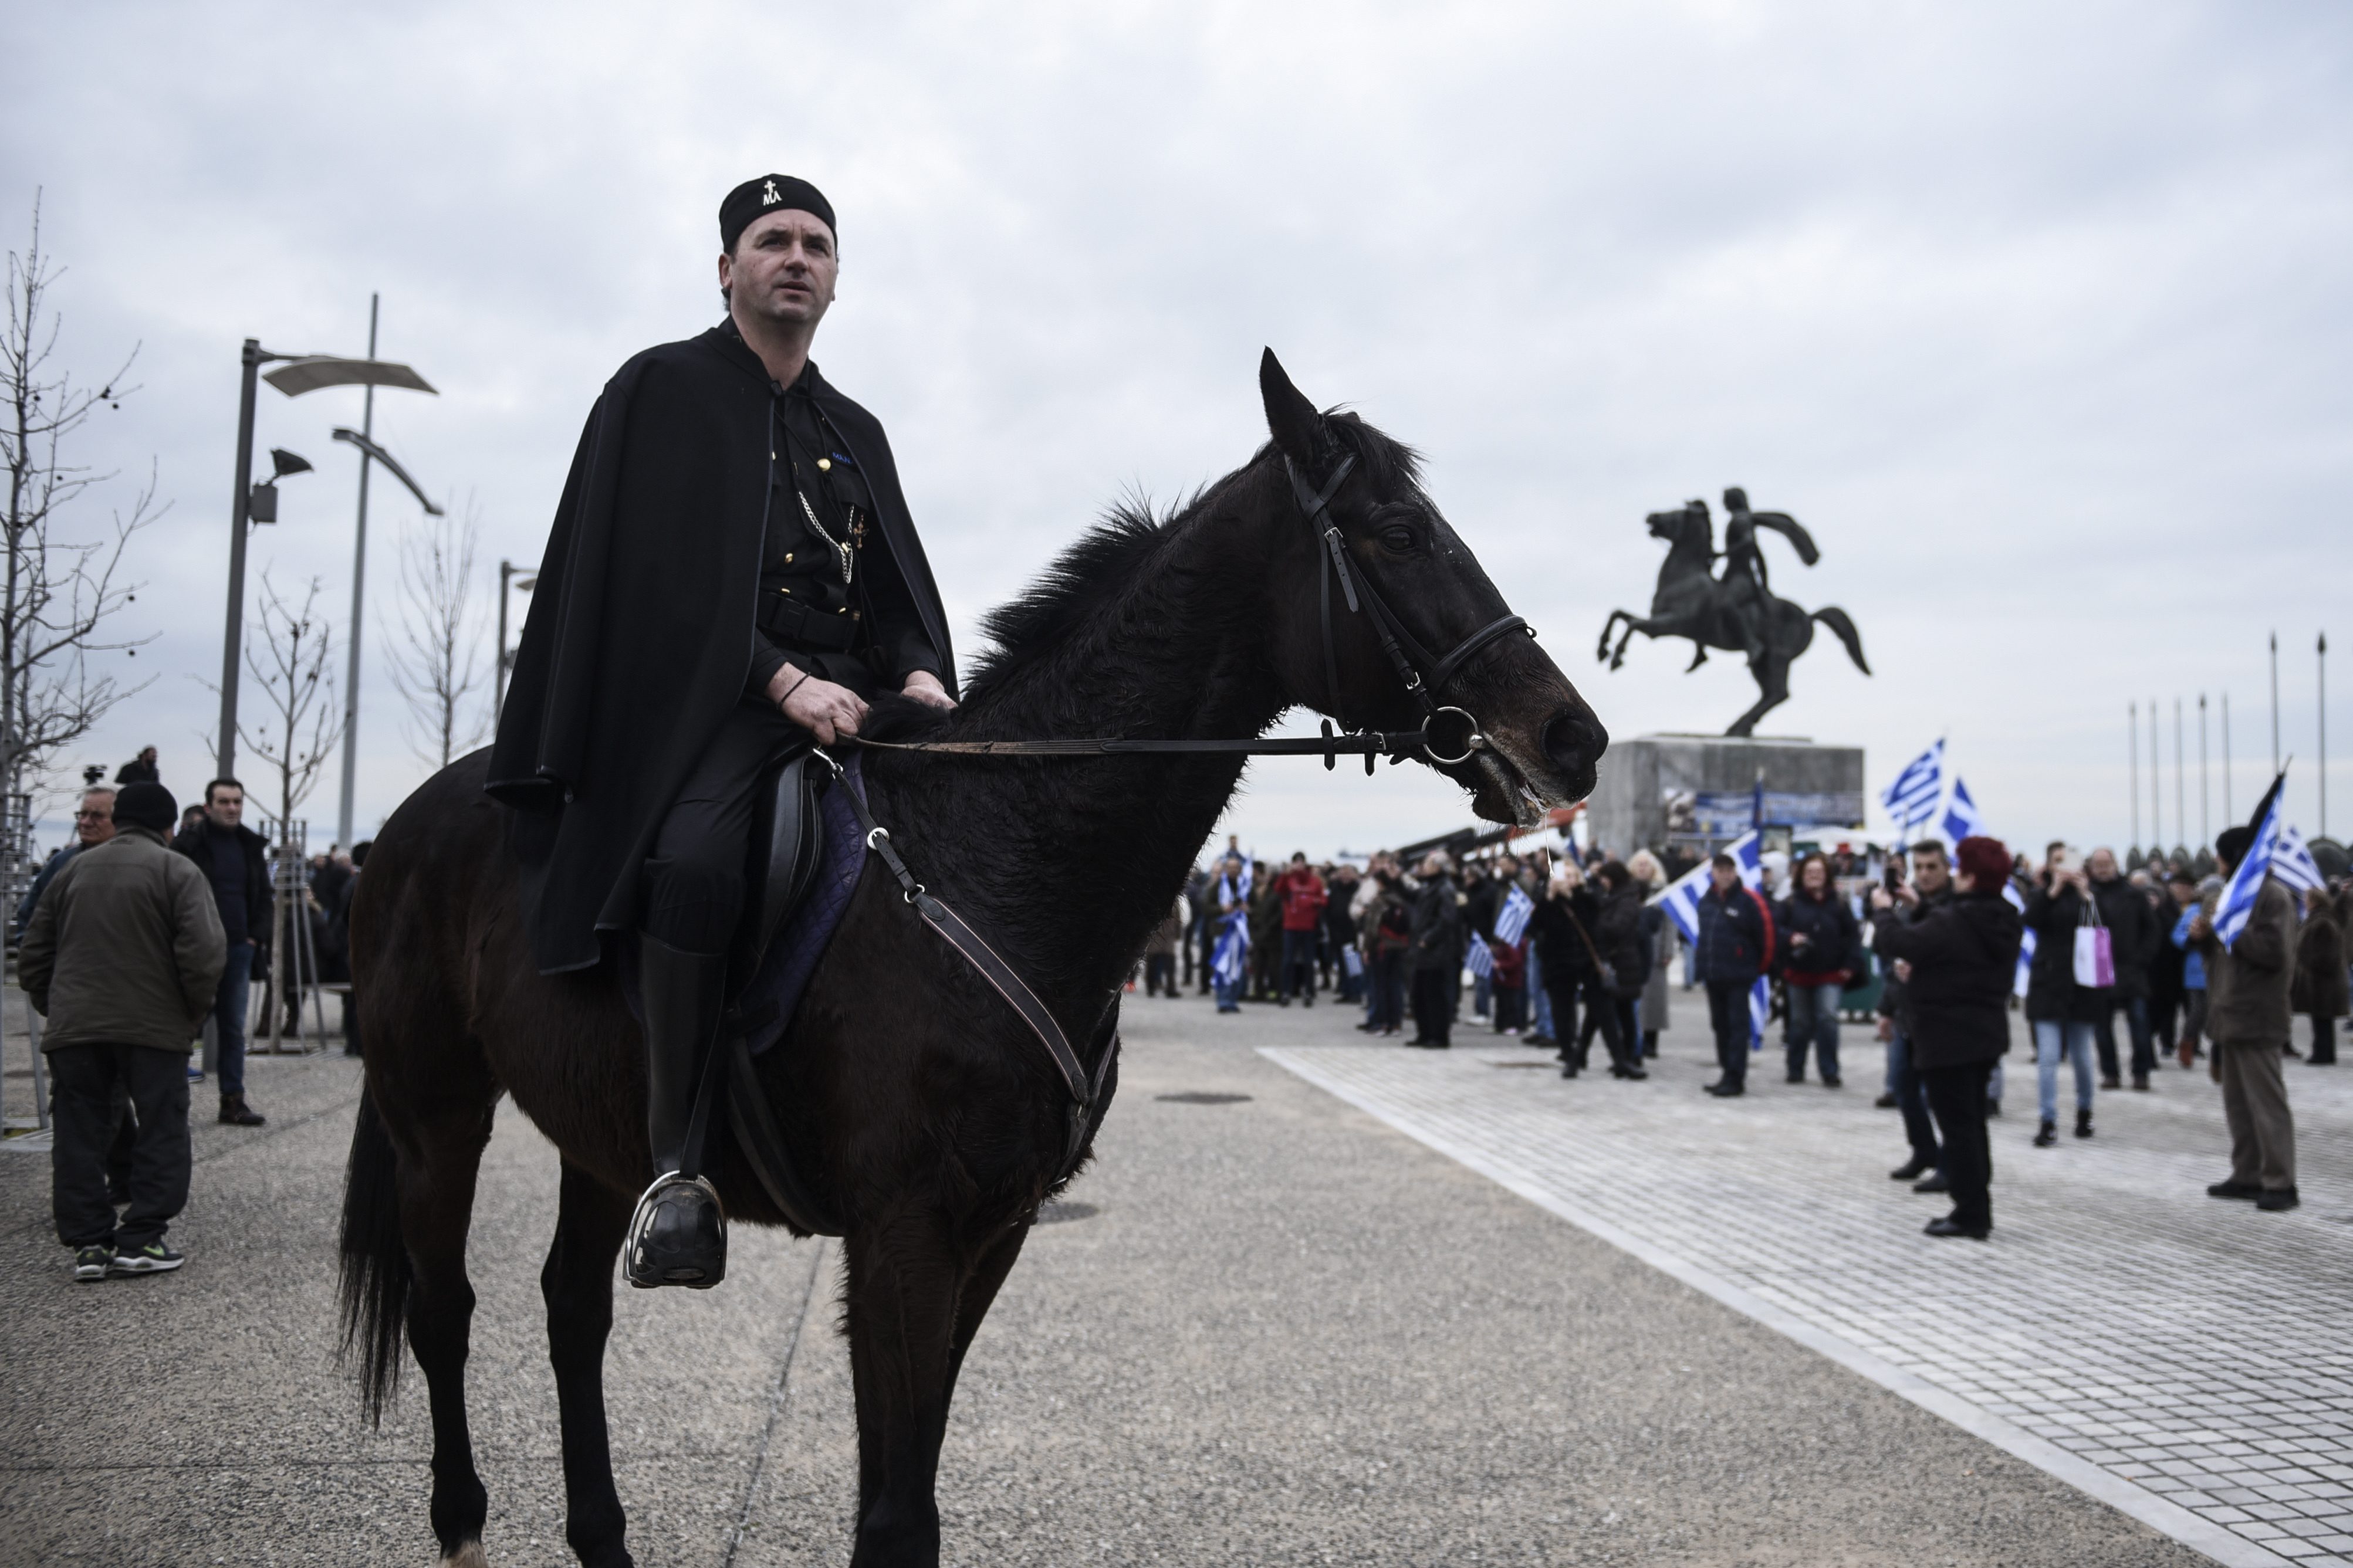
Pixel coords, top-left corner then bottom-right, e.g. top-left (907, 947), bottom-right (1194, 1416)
top-left (2022, 846), bottom-right (2112, 1148)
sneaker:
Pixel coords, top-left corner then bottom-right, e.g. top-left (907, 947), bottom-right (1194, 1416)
top-left (111, 1242), bottom-right (184, 1275)
top-left (74, 1245), bottom-right (113, 1282)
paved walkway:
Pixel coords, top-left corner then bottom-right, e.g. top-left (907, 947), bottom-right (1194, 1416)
top-left (1265, 999), bottom-right (2353, 1568)
top-left (0, 989), bottom-right (2238, 1566)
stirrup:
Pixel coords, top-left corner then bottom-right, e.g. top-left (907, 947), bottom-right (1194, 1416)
top-left (624, 1171), bottom-right (728, 1290)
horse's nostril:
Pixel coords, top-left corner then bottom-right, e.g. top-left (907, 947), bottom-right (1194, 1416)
top-left (1543, 711), bottom-right (1608, 773)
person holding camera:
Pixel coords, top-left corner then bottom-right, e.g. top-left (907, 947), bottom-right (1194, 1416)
top-left (2022, 845), bottom-right (2108, 1147)
top-left (1869, 835), bottom-right (2023, 1239)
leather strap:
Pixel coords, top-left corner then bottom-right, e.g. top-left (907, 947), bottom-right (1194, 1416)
top-left (726, 1035), bottom-right (844, 1235)
top-left (757, 588), bottom-right (860, 651)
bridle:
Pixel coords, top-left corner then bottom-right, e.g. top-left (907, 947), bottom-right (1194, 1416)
top-left (849, 443), bottom-right (1539, 770)
top-left (1287, 449), bottom-right (1532, 766)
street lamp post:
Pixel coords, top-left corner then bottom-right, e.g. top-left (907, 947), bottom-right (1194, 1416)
top-left (495, 560), bottom-right (537, 722)
top-left (217, 340), bottom-right (434, 777)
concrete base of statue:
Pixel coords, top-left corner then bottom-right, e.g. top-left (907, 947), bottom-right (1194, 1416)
top-left (1585, 733), bottom-right (1866, 859)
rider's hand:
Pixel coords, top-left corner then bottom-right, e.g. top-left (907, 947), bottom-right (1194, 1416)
top-left (901, 670), bottom-right (956, 712)
top-left (770, 665), bottom-right (869, 745)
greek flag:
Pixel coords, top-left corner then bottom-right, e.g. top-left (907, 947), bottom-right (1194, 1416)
top-left (1939, 775), bottom-right (1986, 848)
top-left (2004, 882), bottom-right (2034, 998)
top-left (1211, 862), bottom-right (1253, 984)
top-left (1652, 834), bottom-right (1770, 1048)
top-left (1494, 885), bottom-right (1534, 945)
top-left (2272, 824), bottom-right (2326, 896)
top-left (2215, 775), bottom-right (2286, 949)
top-left (1466, 937), bottom-right (1495, 978)
top-left (1880, 740), bottom-right (1945, 839)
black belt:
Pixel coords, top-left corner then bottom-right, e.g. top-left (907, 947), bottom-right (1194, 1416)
top-left (758, 588), bottom-right (860, 652)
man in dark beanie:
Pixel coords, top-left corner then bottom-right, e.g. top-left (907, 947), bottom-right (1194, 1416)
top-left (489, 175), bottom-right (957, 1289)
top-left (21, 781), bottom-right (226, 1279)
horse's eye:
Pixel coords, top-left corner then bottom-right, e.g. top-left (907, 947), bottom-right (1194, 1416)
top-left (1380, 526), bottom-right (1417, 552)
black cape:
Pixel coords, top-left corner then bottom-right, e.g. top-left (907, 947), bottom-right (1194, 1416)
top-left (488, 326), bottom-right (956, 973)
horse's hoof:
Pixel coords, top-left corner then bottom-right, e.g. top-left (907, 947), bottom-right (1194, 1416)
top-left (440, 1542), bottom-right (489, 1568)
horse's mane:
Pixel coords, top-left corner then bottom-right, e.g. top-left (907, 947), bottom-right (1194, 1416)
top-left (863, 411), bottom-right (1425, 743)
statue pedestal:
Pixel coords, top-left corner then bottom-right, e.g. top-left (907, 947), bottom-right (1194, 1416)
top-left (1586, 733), bottom-right (1866, 859)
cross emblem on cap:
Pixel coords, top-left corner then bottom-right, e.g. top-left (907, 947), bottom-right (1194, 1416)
top-left (761, 178), bottom-right (781, 206)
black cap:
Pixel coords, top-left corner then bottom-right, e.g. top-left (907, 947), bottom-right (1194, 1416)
top-left (720, 175), bottom-right (836, 253)
top-left (116, 781), bottom-right (177, 835)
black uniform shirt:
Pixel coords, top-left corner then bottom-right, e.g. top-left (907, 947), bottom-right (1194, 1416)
top-left (746, 354), bottom-right (942, 700)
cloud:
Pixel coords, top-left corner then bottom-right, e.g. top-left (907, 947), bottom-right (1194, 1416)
top-left (4, 0), bottom-right (2348, 860)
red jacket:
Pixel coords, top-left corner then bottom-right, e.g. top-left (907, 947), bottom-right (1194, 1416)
top-left (1275, 867), bottom-right (1328, 932)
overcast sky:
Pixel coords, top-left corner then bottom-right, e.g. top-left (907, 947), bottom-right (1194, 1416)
top-left (5, 1), bottom-right (2348, 864)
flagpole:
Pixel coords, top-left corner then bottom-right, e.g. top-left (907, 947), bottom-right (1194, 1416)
top-left (2321, 632), bottom-right (2330, 841)
top-left (2270, 632), bottom-right (2280, 775)
top-left (2199, 694), bottom-right (2210, 851)
top-left (2174, 698), bottom-right (2186, 854)
top-left (2222, 692), bottom-right (2233, 827)
top-left (2128, 702), bottom-right (2140, 854)
top-left (2151, 695), bottom-right (2162, 858)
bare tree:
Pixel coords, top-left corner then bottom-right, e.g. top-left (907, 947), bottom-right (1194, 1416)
top-left (2, 192), bottom-right (158, 810)
top-left (236, 575), bottom-right (343, 838)
top-left (382, 493), bottom-right (491, 770)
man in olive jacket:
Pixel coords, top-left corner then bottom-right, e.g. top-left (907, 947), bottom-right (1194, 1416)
top-left (21, 783), bottom-right (226, 1279)
top-left (2188, 824), bottom-right (2300, 1210)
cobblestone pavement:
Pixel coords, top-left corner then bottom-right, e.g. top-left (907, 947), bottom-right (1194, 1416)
top-left (1263, 1000), bottom-right (2353, 1568)
top-left (1, 988), bottom-right (2215, 1565)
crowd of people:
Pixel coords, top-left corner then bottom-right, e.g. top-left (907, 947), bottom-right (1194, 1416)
top-left (1158, 823), bottom-right (2344, 1241)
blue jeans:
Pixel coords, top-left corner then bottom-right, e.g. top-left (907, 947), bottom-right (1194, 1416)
top-left (2034, 1020), bottom-right (2097, 1123)
top-left (211, 942), bottom-right (256, 1098)
top-left (1889, 1029), bottom-right (1941, 1166)
top-left (1367, 950), bottom-right (1406, 1031)
top-left (1214, 976), bottom-right (1242, 1011)
top-left (1784, 980), bottom-right (1843, 1081)
top-left (1529, 949), bottom-right (1555, 1038)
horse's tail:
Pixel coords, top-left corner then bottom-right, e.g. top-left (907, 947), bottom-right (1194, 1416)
top-left (338, 1085), bottom-right (411, 1427)
top-left (1812, 607), bottom-right (1871, 675)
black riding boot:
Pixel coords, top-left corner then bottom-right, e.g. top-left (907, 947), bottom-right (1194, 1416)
top-left (624, 934), bottom-right (730, 1290)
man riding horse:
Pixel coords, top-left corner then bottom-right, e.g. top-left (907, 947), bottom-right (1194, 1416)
top-left (488, 175), bottom-right (958, 1291)
top-left (1714, 486), bottom-right (1818, 666)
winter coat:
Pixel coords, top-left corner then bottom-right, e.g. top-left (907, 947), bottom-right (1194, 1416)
top-left (171, 818), bottom-right (270, 946)
top-left (1409, 878), bottom-right (1463, 973)
top-left (2291, 892), bottom-right (2348, 1020)
top-left (2088, 875), bottom-right (2159, 1000)
top-left (1871, 890), bottom-right (2022, 1069)
top-left (2198, 876), bottom-right (2298, 1043)
top-left (1145, 896), bottom-right (1187, 957)
top-left (1695, 880), bottom-right (1773, 985)
top-left (1462, 875), bottom-right (1500, 940)
top-left (1528, 886), bottom-right (1599, 982)
top-left (1274, 867), bottom-right (1328, 933)
top-left (2022, 883), bottom-right (2111, 1024)
top-left (19, 827), bottom-right (227, 1055)
top-left (1639, 905), bottom-right (1672, 1030)
top-left (1595, 885), bottom-right (1648, 998)
top-left (1777, 885), bottom-right (1861, 985)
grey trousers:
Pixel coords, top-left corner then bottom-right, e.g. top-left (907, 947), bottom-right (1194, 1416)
top-left (2215, 1038), bottom-right (2296, 1190)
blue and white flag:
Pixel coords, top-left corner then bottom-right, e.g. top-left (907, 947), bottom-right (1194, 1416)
top-left (1651, 834), bottom-right (1770, 1047)
top-left (1493, 884), bottom-right (1535, 946)
top-left (2272, 824), bottom-right (2326, 896)
top-left (1880, 740), bottom-right (1945, 839)
top-left (1655, 831), bottom-right (1762, 947)
top-left (2215, 775), bottom-right (2287, 949)
top-left (1211, 862), bottom-right (1253, 984)
top-left (1939, 775), bottom-right (1986, 848)
top-left (2004, 882), bottom-right (2034, 998)
top-left (1466, 938), bottom-right (1495, 978)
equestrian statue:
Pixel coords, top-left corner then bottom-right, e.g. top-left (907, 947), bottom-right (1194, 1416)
top-left (1595, 487), bottom-right (1868, 737)
top-left (338, 171), bottom-right (1608, 1568)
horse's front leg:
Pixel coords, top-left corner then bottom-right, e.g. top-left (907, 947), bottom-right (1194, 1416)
top-left (842, 1211), bottom-right (975, 1567)
top-left (392, 1104), bottom-right (497, 1567)
top-left (542, 1160), bottom-right (635, 1568)
top-left (1595, 610), bottom-right (1628, 662)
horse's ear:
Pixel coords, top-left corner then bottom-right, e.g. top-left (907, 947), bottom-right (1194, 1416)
top-left (1259, 348), bottom-right (1323, 465)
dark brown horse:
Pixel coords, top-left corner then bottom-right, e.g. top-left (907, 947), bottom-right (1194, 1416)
top-left (338, 351), bottom-right (1607, 1568)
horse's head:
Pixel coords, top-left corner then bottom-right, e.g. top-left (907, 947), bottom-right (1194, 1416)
top-left (1255, 350), bottom-right (1606, 827)
top-left (1647, 501), bottom-right (1711, 552)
